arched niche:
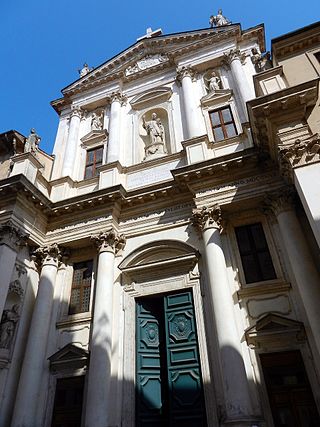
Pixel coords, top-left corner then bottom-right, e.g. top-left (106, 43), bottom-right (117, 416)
top-left (138, 107), bottom-right (170, 161)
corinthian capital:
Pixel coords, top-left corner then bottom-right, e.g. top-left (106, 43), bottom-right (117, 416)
top-left (109, 91), bottom-right (127, 105)
top-left (176, 66), bottom-right (196, 82)
top-left (264, 188), bottom-right (295, 217)
top-left (32, 243), bottom-right (64, 269)
top-left (191, 205), bottom-right (222, 232)
top-left (70, 105), bottom-right (83, 119)
top-left (0, 221), bottom-right (29, 251)
top-left (221, 49), bottom-right (246, 68)
top-left (91, 229), bottom-right (126, 254)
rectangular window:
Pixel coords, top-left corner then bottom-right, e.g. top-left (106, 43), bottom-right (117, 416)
top-left (209, 106), bottom-right (237, 142)
top-left (235, 223), bottom-right (276, 284)
top-left (51, 376), bottom-right (85, 427)
top-left (84, 146), bottom-right (103, 179)
top-left (69, 260), bottom-right (93, 315)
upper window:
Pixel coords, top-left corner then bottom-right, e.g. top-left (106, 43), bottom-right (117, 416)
top-left (314, 51), bottom-right (320, 64)
top-left (69, 260), bottom-right (93, 315)
top-left (235, 223), bottom-right (276, 284)
top-left (84, 146), bottom-right (103, 179)
top-left (209, 106), bottom-right (237, 142)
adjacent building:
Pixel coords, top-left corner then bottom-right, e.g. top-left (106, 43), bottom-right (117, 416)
top-left (0, 16), bottom-right (320, 427)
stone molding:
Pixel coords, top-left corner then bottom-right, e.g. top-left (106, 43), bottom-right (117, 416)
top-left (221, 49), bottom-right (246, 69)
top-left (176, 66), bottom-right (196, 82)
top-left (125, 54), bottom-right (169, 76)
top-left (91, 229), bottom-right (126, 254)
top-left (264, 189), bottom-right (295, 217)
top-left (31, 243), bottom-right (65, 269)
top-left (8, 279), bottom-right (24, 300)
top-left (279, 134), bottom-right (320, 169)
top-left (191, 205), bottom-right (222, 231)
top-left (0, 221), bottom-right (29, 252)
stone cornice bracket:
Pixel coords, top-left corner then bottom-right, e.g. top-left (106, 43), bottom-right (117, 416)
top-left (0, 221), bottom-right (29, 251)
top-left (191, 205), bottom-right (222, 233)
top-left (91, 229), bottom-right (126, 255)
top-left (263, 188), bottom-right (296, 218)
top-left (221, 49), bottom-right (246, 69)
top-left (108, 91), bottom-right (127, 106)
top-left (176, 66), bottom-right (197, 83)
top-left (31, 243), bottom-right (64, 270)
top-left (70, 105), bottom-right (83, 119)
top-left (279, 135), bottom-right (320, 169)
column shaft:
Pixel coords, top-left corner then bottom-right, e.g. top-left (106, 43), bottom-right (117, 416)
top-left (106, 95), bottom-right (122, 163)
top-left (0, 245), bottom-right (17, 316)
top-left (276, 209), bottom-right (320, 353)
top-left (181, 75), bottom-right (201, 139)
top-left (62, 108), bottom-right (81, 177)
top-left (11, 246), bottom-right (60, 427)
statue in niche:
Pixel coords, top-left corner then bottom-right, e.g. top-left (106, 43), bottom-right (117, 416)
top-left (142, 112), bottom-right (167, 159)
top-left (210, 9), bottom-right (231, 28)
top-left (0, 304), bottom-right (20, 349)
top-left (24, 128), bottom-right (41, 154)
top-left (251, 48), bottom-right (273, 73)
top-left (205, 71), bottom-right (222, 93)
top-left (91, 111), bottom-right (103, 131)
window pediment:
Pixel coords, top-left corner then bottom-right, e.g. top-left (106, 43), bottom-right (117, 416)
top-left (48, 343), bottom-right (89, 373)
top-left (200, 88), bottom-right (233, 109)
top-left (81, 129), bottom-right (108, 148)
top-left (130, 87), bottom-right (173, 110)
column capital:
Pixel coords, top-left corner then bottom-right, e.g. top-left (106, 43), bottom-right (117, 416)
top-left (264, 188), bottom-right (296, 217)
top-left (221, 48), bottom-right (246, 69)
top-left (32, 243), bottom-right (66, 269)
top-left (0, 221), bottom-right (29, 251)
top-left (91, 229), bottom-right (126, 254)
top-left (191, 205), bottom-right (222, 232)
top-left (108, 91), bottom-right (127, 105)
top-left (70, 105), bottom-right (83, 119)
top-left (176, 66), bottom-right (197, 82)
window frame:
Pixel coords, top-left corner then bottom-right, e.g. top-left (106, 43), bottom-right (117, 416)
top-left (68, 259), bottom-right (94, 316)
top-left (84, 146), bottom-right (104, 180)
top-left (209, 105), bottom-right (238, 142)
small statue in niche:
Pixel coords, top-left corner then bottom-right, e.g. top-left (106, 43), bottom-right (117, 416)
top-left (210, 9), bottom-right (231, 28)
top-left (0, 304), bottom-right (20, 349)
top-left (91, 111), bottom-right (103, 131)
top-left (142, 112), bottom-right (167, 159)
top-left (205, 70), bottom-right (222, 93)
top-left (251, 48), bottom-right (273, 73)
top-left (78, 63), bottom-right (93, 77)
top-left (24, 128), bottom-right (41, 154)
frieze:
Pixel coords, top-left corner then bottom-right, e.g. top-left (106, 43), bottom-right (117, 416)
top-left (121, 202), bottom-right (194, 225)
top-left (125, 54), bottom-right (169, 76)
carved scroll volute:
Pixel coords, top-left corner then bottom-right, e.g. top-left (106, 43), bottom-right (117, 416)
top-left (31, 243), bottom-right (66, 271)
top-left (91, 229), bottom-right (126, 255)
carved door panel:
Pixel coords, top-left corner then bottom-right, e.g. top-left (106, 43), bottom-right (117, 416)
top-left (136, 291), bottom-right (207, 427)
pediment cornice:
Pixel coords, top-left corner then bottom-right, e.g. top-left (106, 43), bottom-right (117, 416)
top-left (61, 25), bottom-right (248, 98)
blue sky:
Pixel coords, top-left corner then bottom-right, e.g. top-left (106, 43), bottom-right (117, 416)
top-left (1, 0), bottom-right (319, 153)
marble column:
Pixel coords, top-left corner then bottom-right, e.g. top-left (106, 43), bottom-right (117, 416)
top-left (106, 92), bottom-right (126, 164)
top-left (11, 244), bottom-right (62, 427)
top-left (0, 222), bottom-right (28, 318)
top-left (223, 49), bottom-right (254, 110)
top-left (266, 190), bottom-right (320, 355)
top-left (62, 106), bottom-right (83, 177)
top-left (176, 66), bottom-right (203, 139)
top-left (85, 229), bottom-right (126, 427)
top-left (192, 206), bottom-right (254, 425)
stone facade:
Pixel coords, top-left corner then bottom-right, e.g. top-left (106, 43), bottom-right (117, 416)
top-left (0, 19), bottom-right (320, 427)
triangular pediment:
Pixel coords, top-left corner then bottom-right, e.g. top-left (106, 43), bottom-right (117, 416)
top-left (61, 25), bottom-right (246, 96)
top-left (81, 129), bottom-right (108, 147)
top-left (245, 314), bottom-right (306, 350)
top-left (200, 88), bottom-right (233, 108)
top-left (48, 343), bottom-right (89, 372)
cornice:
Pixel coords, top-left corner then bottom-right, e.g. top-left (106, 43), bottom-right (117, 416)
top-left (272, 28), bottom-right (320, 59)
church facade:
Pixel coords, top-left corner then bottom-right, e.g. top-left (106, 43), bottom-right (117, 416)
top-left (0, 16), bottom-right (320, 427)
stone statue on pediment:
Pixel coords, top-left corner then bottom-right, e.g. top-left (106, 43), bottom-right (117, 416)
top-left (210, 9), bottom-right (231, 28)
top-left (91, 111), bottom-right (103, 131)
top-left (0, 304), bottom-right (20, 349)
top-left (24, 128), bottom-right (41, 154)
top-left (78, 63), bottom-right (93, 77)
top-left (142, 112), bottom-right (167, 160)
top-left (251, 48), bottom-right (273, 73)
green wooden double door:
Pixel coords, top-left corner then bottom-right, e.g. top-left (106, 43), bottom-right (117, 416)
top-left (136, 290), bottom-right (207, 427)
